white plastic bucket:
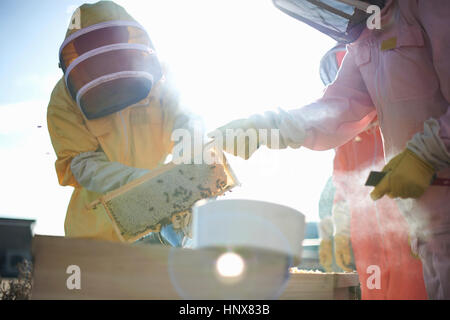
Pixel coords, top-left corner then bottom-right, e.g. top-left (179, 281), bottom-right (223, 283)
top-left (191, 199), bottom-right (305, 261)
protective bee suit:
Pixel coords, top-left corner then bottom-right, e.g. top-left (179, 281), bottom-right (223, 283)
top-left (47, 1), bottom-right (200, 244)
top-left (320, 43), bottom-right (427, 299)
top-left (317, 45), bottom-right (354, 275)
top-left (318, 176), bottom-right (356, 273)
top-left (212, 0), bottom-right (450, 299)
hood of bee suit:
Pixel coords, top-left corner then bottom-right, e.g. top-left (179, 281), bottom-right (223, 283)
top-left (273, 0), bottom-right (393, 44)
top-left (60, 1), bottom-right (163, 120)
top-left (64, 1), bottom-right (135, 38)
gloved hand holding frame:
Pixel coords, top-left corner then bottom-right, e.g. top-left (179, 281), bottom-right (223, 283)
top-left (88, 152), bottom-right (239, 243)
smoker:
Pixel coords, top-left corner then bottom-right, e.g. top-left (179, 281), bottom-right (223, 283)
top-left (0, 218), bottom-right (35, 278)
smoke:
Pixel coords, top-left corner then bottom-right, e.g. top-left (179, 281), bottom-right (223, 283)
top-left (335, 157), bottom-right (430, 238)
top-left (333, 153), bottom-right (431, 284)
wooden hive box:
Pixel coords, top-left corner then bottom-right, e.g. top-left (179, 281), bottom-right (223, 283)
top-left (31, 236), bottom-right (360, 300)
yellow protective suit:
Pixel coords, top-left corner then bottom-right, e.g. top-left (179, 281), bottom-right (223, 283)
top-left (47, 1), bottom-right (187, 241)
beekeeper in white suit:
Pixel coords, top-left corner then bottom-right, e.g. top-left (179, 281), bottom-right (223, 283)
top-left (210, 0), bottom-right (450, 299)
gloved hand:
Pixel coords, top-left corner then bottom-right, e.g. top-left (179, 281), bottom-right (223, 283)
top-left (208, 118), bottom-right (260, 160)
top-left (71, 151), bottom-right (150, 194)
top-left (160, 211), bottom-right (192, 247)
top-left (370, 149), bottom-right (435, 200)
top-left (319, 239), bottom-right (333, 272)
top-left (159, 224), bottom-right (185, 247)
top-left (334, 234), bottom-right (353, 272)
top-left (330, 200), bottom-right (353, 272)
top-left (135, 211), bottom-right (192, 247)
top-left (208, 109), bottom-right (307, 160)
top-left (136, 225), bottom-right (184, 247)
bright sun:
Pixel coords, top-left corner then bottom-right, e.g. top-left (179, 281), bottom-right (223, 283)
top-left (216, 252), bottom-right (245, 278)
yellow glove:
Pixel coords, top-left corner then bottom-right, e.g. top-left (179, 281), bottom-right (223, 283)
top-left (370, 149), bottom-right (435, 200)
top-left (319, 239), bottom-right (333, 272)
top-left (334, 234), bottom-right (353, 272)
top-left (208, 119), bottom-right (260, 160)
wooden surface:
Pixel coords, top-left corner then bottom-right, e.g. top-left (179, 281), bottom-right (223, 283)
top-left (31, 236), bottom-right (359, 300)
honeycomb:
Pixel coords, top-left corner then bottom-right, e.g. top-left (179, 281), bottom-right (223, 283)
top-left (92, 161), bottom-right (238, 242)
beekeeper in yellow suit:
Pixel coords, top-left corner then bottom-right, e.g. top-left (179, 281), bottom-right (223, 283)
top-left (47, 1), bottom-right (199, 244)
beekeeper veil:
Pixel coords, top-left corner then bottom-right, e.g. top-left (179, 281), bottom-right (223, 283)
top-left (273, 0), bottom-right (385, 43)
top-left (59, 1), bottom-right (163, 120)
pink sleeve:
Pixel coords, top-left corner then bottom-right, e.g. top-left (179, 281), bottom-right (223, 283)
top-left (417, 0), bottom-right (450, 152)
top-left (298, 48), bottom-right (376, 151)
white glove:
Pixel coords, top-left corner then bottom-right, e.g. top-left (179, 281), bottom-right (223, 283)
top-left (247, 108), bottom-right (307, 150)
top-left (208, 108), bottom-right (307, 159)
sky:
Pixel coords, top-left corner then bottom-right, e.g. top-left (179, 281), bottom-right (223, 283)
top-left (0, 0), bottom-right (336, 236)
